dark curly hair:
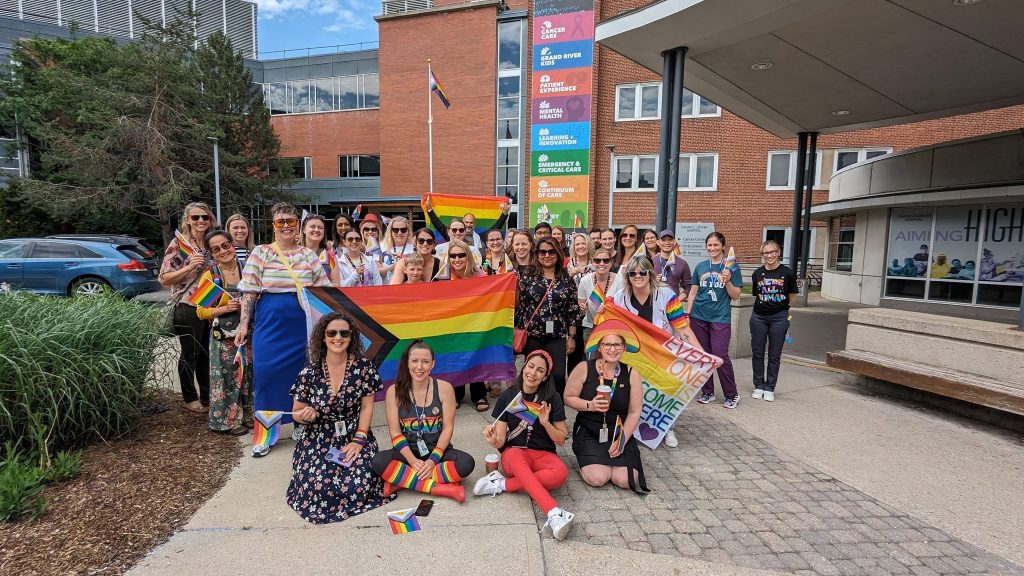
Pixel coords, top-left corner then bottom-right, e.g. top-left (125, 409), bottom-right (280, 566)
top-left (308, 311), bottom-right (363, 367)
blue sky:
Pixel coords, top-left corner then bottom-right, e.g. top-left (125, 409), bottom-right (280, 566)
top-left (254, 0), bottom-right (380, 57)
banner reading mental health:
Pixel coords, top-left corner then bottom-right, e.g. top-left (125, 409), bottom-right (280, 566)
top-left (529, 0), bottom-right (594, 230)
top-left (595, 302), bottom-right (723, 449)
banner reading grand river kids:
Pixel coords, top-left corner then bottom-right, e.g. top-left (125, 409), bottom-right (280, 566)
top-left (528, 0), bottom-right (595, 229)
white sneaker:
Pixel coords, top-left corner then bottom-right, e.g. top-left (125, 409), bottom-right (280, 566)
top-left (473, 471), bottom-right (506, 496)
top-left (663, 429), bottom-right (679, 448)
top-left (546, 507), bottom-right (575, 540)
top-left (763, 391), bottom-right (775, 402)
top-left (752, 389), bottom-right (764, 399)
top-left (291, 423), bottom-right (305, 442)
top-left (250, 444), bottom-right (270, 458)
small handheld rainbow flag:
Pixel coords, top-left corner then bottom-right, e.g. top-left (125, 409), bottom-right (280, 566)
top-left (252, 410), bottom-right (285, 448)
top-left (233, 345), bottom-right (247, 386)
top-left (611, 415), bottom-right (627, 453)
top-left (665, 294), bottom-right (688, 332)
top-left (364, 235), bottom-right (381, 256)
top-left (188, 276), bottom-right (230, 308)
top-left (387, 508), bottom-right (422, 535)
top-left (514, 400), bottom-right (542, 426)
top-left (175, 230), bottom-right (196, 260)
top-left (723, 246), bottom-right (736, 269)
top-left (589, 284), bottom-right (606, 307)
top-left (573, 213), bottom-right (582, 228)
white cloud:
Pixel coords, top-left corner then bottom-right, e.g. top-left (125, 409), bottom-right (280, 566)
top-left (255, 0), bottom-right (374, 32)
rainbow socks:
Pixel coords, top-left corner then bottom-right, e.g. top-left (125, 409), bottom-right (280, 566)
top-left (432, 460), bottom-right (461, 484)
top-left (382, 460), bottom-right (436, 493)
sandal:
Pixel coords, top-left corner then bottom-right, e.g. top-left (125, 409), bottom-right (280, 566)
top-left (488, 384), bottom-right (501, 398)
top-left (227, 425), bottom-right (248, 436)
top-left (185, 401), bottom-right (206, 414)
top-left (475, 399), bottom-right (490, 412)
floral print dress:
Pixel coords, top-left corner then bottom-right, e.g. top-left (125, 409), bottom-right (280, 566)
top-left (207, 275), bottom-right (253, 431)
top-left (286, 356), bottom-right (395, 523)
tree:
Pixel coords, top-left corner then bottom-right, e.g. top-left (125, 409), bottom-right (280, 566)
top-left (0, 14), bottom-right (293, 244)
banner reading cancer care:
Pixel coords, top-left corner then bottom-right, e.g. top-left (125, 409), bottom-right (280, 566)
top-left (528, 0), bottom-right (594, 229)
top-left (597, 303), bottom-right (724, 449)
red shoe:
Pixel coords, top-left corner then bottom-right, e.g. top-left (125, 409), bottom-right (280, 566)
top-left (383, 482), bottom-right (401, 498)
top-left (431, 482), bottom-right (465, 503)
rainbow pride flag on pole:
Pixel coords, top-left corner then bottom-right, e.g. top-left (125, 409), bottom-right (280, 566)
top-left (306, 274), bottom-right (516, 395)
top-left (421, 192), bottom-right (507, 238)
top-left (429, 69), bottom-right (451, 109)
top-left (175, 230), bottom-right (196, 261)
top-left (188, 276), bottom-right (230, 308)
top-left (588, 284), bottom-right (606, 308)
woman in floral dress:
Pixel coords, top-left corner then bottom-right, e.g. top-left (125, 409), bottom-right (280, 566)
top-left (286, 311), bottom-right (395, 523)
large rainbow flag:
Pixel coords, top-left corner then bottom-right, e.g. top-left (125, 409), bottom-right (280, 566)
top-left (421, 192), bottom-right (507, 238)
top-left (306, 274), bottom-right (516, 395)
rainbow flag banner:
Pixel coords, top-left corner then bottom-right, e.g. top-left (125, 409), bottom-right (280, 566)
top-left (422, 192), bottom-right (507, 238)
top-left (387, 508), bottom-right (422, 535)
top-left (188, 276), bottom-right (230, 308)
top-left (306, 274), bottom-right (515, 396)
top-left (594, 302), bottom-right (723, 449)
top-left (253, 410), bottom-right (284, 448)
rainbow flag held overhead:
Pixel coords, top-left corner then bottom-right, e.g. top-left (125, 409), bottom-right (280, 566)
top-left (252, 410), bottom-right (284, 448)
top-left (387, 508), bottom-right (422, 535)
top-left (175, 230), bottom-right (196, 260)
top-left (306, 274), bottom-right (516, 397)
top-left (421, 192), bottom-right (507, 237)
top-left (665, 294), bottom-right (688, 333)
top-left (188, 276), bottom-right (230, 308)
top-left (429, 69), bottom-right (451, 109)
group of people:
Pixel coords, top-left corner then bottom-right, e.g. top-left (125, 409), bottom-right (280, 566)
top-left (158, 200), bottom-right (800, 537)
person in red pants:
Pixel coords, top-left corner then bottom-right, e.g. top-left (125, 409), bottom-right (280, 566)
top-left (475, 350), bottom-right (574, 540)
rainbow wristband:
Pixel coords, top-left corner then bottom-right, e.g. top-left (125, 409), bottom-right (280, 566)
top-left (428, 447), bottom-right (444, 464)
top-left (391, 434), bottom-right (409, 451)
top-left (352, 431), bottom-right (369, 446)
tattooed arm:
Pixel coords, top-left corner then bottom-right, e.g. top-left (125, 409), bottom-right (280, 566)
top-left (234, 292), bottom-right (258, 346)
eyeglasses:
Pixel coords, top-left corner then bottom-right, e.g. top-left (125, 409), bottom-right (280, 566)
top-left (537, 248), bottom-right (559, 256)
top-left (417, 237), bottom-right (435, 245)
top-left (628, 270), bottom-right (650, 277)
top-left (345, 236), bottom-right (362, 243)
top-left (273, 218), bottom-right (298, 228)
top-left (620, 233), bottom-right (636, 238)
top-left (594, 257), bottom-right (611, 264)
top-left (449, 252), bottom-right (468, 259)
top-left (210, 242), bottom-right (233, 254)
top-left (601, 342), bottom-right (624, 350)
top-left (190, 214), bottom-right (211, 222)
top-left (450, 226), bottom-right (466, 233)
top-left (392, 227), bottom-right (408, 233)
top-left (325, 329), bottom-right (352, 339)
top-left (761, 250), bottom-right (779, 256)
top-left (362, 227), bottom-right (378, 233)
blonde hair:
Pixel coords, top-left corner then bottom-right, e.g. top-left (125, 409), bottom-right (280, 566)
top-left (620, 255), bottom-right (660, 300)
top-left (570, 233), bottom-right (593, 262)
top-left (381, 216), bottom-right (412, 252)
top-left (445, 239), bottom-right (479, 280)
top-left (178, 202), bottom-right (216, 246)
top-left (760, 239), bottom-right (781, 253)
top-left (224, 214), bottom-right (254, 250)
top-left (403, 252), bottom-right (424, 267)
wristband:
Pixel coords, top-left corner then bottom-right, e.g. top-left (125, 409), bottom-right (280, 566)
top-left (352, 431), bottom-right (369, 446)
top-left (391, 434), bottom-right (409, 451)
top-left (428, 447), bottom-right (444, 464)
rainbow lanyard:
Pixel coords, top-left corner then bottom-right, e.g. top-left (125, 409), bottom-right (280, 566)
top-left (598, 361), bottom-right (621, 401)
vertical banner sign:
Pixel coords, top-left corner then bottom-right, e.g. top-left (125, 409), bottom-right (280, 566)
top-left (529, 0), bottom-right (595, 229)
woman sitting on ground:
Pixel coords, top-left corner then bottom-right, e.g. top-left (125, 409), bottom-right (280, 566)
top-left (563, 321), bottom-right (649, 493)
top-left (370, 340), bottom-right (475, 503)
top-left (287, 312), bottom-right (393, 523)
top-left (476, 349), bottom-right (574, 540)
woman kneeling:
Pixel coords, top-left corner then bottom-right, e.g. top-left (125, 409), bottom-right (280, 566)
top-left (476, 350), bottom-right (574, 540)
top-left (370, 341), bottom-right (475, 502)
top-left (564, 321), bottom-right (650, 493)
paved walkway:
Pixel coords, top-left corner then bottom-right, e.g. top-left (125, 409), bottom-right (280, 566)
top-left (785, 293), bottom-right (869, 364)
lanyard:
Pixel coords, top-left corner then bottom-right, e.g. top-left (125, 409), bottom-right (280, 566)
top-left (409, 380), bottom-right (431, 438)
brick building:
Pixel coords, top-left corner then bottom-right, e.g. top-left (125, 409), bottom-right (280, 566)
top-left (255, 0), bottom-right (1024, 266)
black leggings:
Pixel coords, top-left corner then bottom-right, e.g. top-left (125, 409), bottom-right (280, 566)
top-left (454, 382), bottom-right (488, 405)
top-left (525, 335), bottom-right (568, 395)
top-left (371, 446), bottom-right (476, 479)
top-left (173, 302), bottom-right (211, 404)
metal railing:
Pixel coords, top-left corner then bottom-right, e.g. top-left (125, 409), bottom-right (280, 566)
top-left (381, 0), bottom-right (433, 16)
top-left (257, 41), bottom-right (380, 61)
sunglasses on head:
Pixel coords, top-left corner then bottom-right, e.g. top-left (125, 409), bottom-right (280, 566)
top-left (628, 270), bottom-right (650, 277)
top-left (325, 329), bottom-right (352, 339)
top-left (210, 242), bottom-right (234, 254)
top-left (417, 237), bottom-right (435, 245)
top-left (594, 257), bottom-right (611, 264)
top-left (190, 214), bottom-right (211, 222)
top-left (449, 252), bottom-right (468, 259)
top-left (537, 248), bottom-right (559, 256)
top-left (273, 218), bottom-right (298, 228)
top-left (392, 227), bottom-right (408, 233)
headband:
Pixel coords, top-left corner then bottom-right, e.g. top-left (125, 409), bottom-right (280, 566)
top-left (525, 349), bottom-right (554, 372)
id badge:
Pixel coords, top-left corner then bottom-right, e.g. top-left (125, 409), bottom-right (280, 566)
top-left (545, 320), bottom-right (554, 334)
top-left (599, 426), bottom-right (608, 444)
top-left (416, 438), bottom-right (430, 457)
top-left (335, 420), bottom-right (347, 437)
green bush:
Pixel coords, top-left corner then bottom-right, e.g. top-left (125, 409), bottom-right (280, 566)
top-left (0, 444), bottom-right (48, 521)
top-left (0, 292), bottom-right (165, 463)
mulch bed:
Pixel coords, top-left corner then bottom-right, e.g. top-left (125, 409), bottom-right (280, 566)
top-left (0, 390), bottom-right (243, 575)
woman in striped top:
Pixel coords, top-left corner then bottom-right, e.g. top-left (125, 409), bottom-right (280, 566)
top-left (236, 202), bottom-right (332, 457)
top-left (225, 213), bottom-right (253, 263)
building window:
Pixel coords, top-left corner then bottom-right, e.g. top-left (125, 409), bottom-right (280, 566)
top-left (496, 17), bottom-right (525, 205)
top-left (827, 214), bottom-right (856, 272)
top-left (612, 155), bottom-right (657, 191)
top-left (834, 148), bottom-right (891, 172)
top-left (274, 157), bottom-right (311, 179)
top-left (339, 155), bottom-right (380, 178)
top-left (677, 153), bottom-right (718, 191)
top-left (262, 74), bottom-right (381, 115)
top-left (766, 151), bottom-right (824, 190)
top-left (614, 84), bottom-right (719, 121)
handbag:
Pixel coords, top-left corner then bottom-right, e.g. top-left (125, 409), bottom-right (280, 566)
top-left (514, 279), bottom-right (553, 353)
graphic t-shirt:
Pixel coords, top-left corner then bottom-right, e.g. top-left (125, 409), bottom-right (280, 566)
top-left (691, 259), bottom-right (743, 324)
top-left (491, 388), bottom-right (566, 453)
top-left (751, 264), bottom-right (798, 316)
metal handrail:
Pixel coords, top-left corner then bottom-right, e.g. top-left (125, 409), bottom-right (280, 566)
top-left (257, 41), bottom-right (380, 61)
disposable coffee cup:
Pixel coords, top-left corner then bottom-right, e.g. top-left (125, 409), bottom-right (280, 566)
top-left (595, 385), bottom-right (612, 411)
top-left (485, 453), bottom-right (500, 473)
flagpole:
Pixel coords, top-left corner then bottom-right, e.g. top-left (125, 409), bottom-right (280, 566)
top-left (428, 59), bottom-right (434, 194)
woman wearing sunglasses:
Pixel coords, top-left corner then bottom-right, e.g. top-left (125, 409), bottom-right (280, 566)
top-left (301, 214), bottom-right (341, 286)
top-left (576, 248), bottom-right (621, 345)
top-left (612, 225), bottom-right (640, 272)
top-left (287, 312), bottom-right (394, 523)
top-left (379, 216), bottom-right (415, 282)
top-left (516, 237), bottom-right (582, 395)
top-left (195, 229), bottom-right (252, 436)
top-left (236, 203), bottom-right (332, 457)
top-left (440, 240), bottom-right (488, 410)
top-left (338, 230), bottom-right (383, 287)
top-left (391, 228), bottom-right (441, 284)
top-left (159, 201), bottom-right (217, 415)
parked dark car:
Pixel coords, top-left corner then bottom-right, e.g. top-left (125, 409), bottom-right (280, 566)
top-left (46, 234), bottom-right (159, 260)
top-left (0, 237), bottom-right (162, 297)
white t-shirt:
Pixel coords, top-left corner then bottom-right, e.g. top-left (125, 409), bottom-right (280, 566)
top-left (577, 271), bottom-right (622, 328)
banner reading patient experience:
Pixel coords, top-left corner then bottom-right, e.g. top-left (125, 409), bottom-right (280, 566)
top-left (596, 303), bottom-right (724, 449)
top-left (528, 0), bottom-right (594, 230)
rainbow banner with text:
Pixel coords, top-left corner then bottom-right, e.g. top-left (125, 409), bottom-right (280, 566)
top-left (306, 275), bottom-right (516, 398)
top-left (528, 0), bottom-right (594, 229)
top-left (596, 302), bottom-right (724, 449)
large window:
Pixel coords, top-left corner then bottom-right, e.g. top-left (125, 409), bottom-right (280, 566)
top-left (827, 214), bottom-right (856, 272)
top-left (677, 153), bottom-right (718, 191)
top-left (884, 204), bottom-right (1023, 307)
top-left (496, 17), bottom-right (525, 205)
top-left (273, 157), bottom-right (312, 179)
top-left (614, 84), bottom-right (720, 121)
top-left (339, 155), bottom-right (380, 178)
top-left (834, 148), bottom-right (891, 172)
top-left (613, 156), bottom-right (657, 191)
top-left (766, 150), bottom-right (824, 190)
top-left (262, 74), bottom-right (381, 116)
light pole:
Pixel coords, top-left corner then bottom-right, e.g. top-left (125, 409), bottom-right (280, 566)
top-left (207, 136), bottom-right (222, 224)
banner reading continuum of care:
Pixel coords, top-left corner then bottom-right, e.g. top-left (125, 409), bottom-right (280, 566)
top-left (528, 0), bottom-right (594, 229)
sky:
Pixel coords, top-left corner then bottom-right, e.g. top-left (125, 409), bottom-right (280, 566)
top-left (253, 0), bottom-right (381, 58)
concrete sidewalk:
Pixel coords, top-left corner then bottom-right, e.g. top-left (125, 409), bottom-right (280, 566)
top-left (131, 360), bottom-right (1024, 576)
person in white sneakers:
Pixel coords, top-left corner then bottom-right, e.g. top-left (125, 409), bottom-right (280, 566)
top-left (749, 240), bottom-right (798, 403)
top-left (476, 350), bottom-right (574, 540)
